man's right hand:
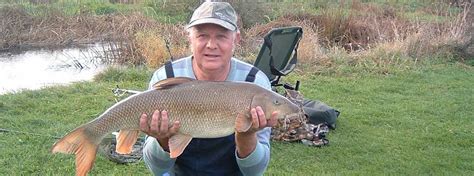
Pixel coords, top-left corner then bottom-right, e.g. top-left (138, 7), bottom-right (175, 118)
top-left (140, 110), bottom-right (180, 152)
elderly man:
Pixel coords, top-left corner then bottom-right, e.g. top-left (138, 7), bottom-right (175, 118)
top-left (140, 2), bottom-right (278, 175)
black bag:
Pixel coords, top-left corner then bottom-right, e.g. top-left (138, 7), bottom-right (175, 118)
top-left (302, 99), bottom-right (340, 130)
top-left (284, 89), bottom-right (340, 129)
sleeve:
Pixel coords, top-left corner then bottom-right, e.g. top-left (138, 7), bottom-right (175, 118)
top-left (253, 71), bottom-right (272, 90)
top-left (142, 67), bottom-right (176, 176)
top-left (236, 128), bottom-right (272, 176)
top-left (235, 70), bottom-right (273, 176)
top-left (148, 67), bottom-right (167, 89)
top-left (142, 137), bottom-right (176, 176)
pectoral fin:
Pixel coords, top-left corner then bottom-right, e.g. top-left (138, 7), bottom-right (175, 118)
top-left (168, 133), bottom-right (193, 158)
top-left (235, 113), bottom-right (252, 133)
top-left (115, 130), bottom-right (140, 154)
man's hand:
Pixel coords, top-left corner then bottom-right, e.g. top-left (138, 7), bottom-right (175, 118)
top-left (140, 110), bottom-right (180, 152)
top-left (235, 106), bottom-right (278, 158)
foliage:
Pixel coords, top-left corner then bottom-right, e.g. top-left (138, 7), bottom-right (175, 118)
top-left (0, 64), bottom-right (473, 175)
top-left (0, 1), bottom-right (472, 175)
top-left (1, 0), bottom-right (470, 71)
top-left (133, 24), bottom-right (191, 69)
top-left (94, 66), bottom-right (153, 83)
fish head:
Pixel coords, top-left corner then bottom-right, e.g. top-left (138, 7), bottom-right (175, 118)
top-left (251, 91), bottom-right (303, 120)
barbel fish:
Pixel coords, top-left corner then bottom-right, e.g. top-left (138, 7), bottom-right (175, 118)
top-left (51, 77), bottom-right (302, 176)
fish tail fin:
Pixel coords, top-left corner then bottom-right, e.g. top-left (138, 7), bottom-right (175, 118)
top-left (51, 126), bottom-right (98, 176)
top-left (116, 129), bottom-right (140, 154)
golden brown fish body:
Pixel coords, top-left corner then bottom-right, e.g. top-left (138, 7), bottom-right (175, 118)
top-left (51, 77), bottom-right (302, 176)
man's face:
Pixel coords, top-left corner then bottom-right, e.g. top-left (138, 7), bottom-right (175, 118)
top-left (189, 23), bottom-right (239, 72)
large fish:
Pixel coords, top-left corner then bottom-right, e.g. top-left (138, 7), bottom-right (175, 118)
top-left (51, 77), bottom-right (302, 176)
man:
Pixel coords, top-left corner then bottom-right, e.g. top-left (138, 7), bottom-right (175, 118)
top-left (139, 2), bottom-right (278, 175)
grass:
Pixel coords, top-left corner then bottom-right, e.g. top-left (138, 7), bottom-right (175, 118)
top-left (1, 63), bottom-right (473, 175)
top-left (0, 0), bottom-right (472, 175)
top-left (270, 63), bottom-right (473, 175)
top-left (0, 67), bottom-right (152, 175)
top-left (0, 0), bottom-right (196, 23)
top-left (1, 0), bottom-right (468, 68)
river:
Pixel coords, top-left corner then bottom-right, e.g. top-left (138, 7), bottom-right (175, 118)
top-left (0, 43), bottom-right (112, 94)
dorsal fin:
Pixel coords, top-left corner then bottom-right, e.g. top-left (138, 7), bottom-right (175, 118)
top-left (152, 77), bottom-right (195, 89)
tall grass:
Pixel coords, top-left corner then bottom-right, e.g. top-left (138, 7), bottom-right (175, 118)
top-left (0, 1), bottom-right (472, 175)
top-left (238, 0), bottom-right (471, 75)
top-left (141, 0), bottom-right (198, 24)
top-left (0, 1), bottom-right (471, 73)
top-left (134, 25), bottom-right (190, 68)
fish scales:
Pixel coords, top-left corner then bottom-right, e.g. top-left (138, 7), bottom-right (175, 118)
top-left (166, 81), bottom-right (253, 137)
top-left (85, 81), bottom-right (255, 142)
top-left (51, 77), bottom-right (302, 176)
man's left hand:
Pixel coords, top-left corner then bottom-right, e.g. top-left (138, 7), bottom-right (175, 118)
top-left (235, 106), bottom-right (278, 158)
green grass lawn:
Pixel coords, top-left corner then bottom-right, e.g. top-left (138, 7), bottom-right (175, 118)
top-left (0, 63), bottom-right (473, 175)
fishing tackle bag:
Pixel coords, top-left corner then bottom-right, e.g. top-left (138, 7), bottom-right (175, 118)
top-left (271, 88), bottom-right (340, 146)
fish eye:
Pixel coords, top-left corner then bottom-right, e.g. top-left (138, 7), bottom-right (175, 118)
top-left (273, 99), bottom-right (280, 105)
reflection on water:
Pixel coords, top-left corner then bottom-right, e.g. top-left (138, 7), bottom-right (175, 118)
top-left (0, 43), bottom-right (112, 94)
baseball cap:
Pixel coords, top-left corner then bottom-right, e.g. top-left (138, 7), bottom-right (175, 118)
top-left (187, 2), bottom-right (238, 31)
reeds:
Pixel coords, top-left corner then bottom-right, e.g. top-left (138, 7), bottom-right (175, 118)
top-left (133, 23), bottom-right (190, 68)
top-left (1, 1), bottom-right (470, 74)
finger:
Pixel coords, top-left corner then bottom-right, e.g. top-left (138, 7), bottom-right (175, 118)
top-left (139, 113), bottom-right (149, 132)
top-left (250, 108), bottom-right (258, 119)
top-left (255, 106), bottom-right (266, 128)
top-left (150, 110), bottom-right (160, 133)
top-left (267, 111), bottom-right (279, 127)
top-left (159, 110), bottom-right (169, 134)
top-left (251, 108), bottom-right (260, 129)
top-left (250, 108), bottom-right (258, 124)
top-left (168, 121), bottom-right (180, 135)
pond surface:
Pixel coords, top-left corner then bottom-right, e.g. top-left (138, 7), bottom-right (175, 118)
top-left (0, 43), bottom-right (112, 94)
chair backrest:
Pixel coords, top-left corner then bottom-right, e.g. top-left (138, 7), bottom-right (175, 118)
top-left (253, 26), bottom-right (303, 86)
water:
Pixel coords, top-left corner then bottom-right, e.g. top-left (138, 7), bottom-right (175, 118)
top-left (0, 43), bottom-right (113, 94)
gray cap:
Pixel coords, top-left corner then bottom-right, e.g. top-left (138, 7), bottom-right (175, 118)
top-left (187, 2), bottom-right (238, 31)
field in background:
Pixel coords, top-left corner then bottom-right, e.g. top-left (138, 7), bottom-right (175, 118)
top-left (0, 0), bottom-right (473, 175)
top-left (0, 64), bottom-right (473, 175)
top-left (1, 0), bottom-right (472, 73)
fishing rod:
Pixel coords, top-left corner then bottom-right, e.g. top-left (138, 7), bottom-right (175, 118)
top-left (111, 85), bottom-right (142, 102)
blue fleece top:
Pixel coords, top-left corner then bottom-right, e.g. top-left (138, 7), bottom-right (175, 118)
top-left (142, 56), bottom-right (272, 176)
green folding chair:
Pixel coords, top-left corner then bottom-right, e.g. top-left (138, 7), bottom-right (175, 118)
top-left (253, 26), bottom-right (340, 132)
top-left (253, 26), bottom-right (303, 89)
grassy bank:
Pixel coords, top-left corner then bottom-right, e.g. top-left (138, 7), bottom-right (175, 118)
top-left (1, 1), bottom-right (470, 69)
top-left (270, 63), bottom-right (474, 175)
top-left (0, 63), bottom-right (472, 175)
top-left (0, 0), bottom-right (472, 175)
